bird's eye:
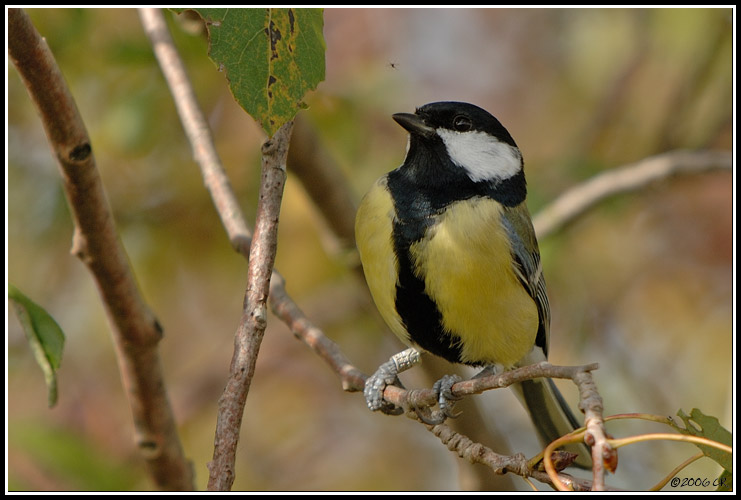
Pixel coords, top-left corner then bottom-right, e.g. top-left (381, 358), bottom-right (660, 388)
top-left (453, 115), bottom-right (472, 132)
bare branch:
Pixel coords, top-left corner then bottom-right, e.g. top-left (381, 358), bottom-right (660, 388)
top-left (139, 7), bottom-right (251, 258)
top-left (539, 367), bottom-right (612, 491)
top-left (207, 122), bottom-right (294, 491)
top-left (426, 423), bottom-right (595, 491)
top-left (427, 422), bottom-right (529, 475)
top-left (139, 9), bottom-right (297, 489)
top-left (8, 8), bottom-right (193, 491)
top-left (576, 369), bottom-right (616, 490)
top-left (533, 149), bottom-right (732, 239)
top-left (269, 272), bottom-right (367, 392)
top-left (378, 362), bottom-right (599, 418)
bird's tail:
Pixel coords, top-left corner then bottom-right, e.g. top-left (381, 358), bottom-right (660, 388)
top-left (512, 376), bottom-right (593, 469)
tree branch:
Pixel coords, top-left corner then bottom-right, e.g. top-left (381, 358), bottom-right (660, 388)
top-left (381, 362), bottom-right (599, 423)
top-left (426, 423), bottom-right (596, 491)
top-left (138, 7), bottom-right (252, 258)
top-left (269, 271), bottom-right (367, 392)
top-left (140, 9), bottom-right (299, 490)
top-left (8, 8), bottom-right (193, 491)
top-left (577, 368), bottom-right (616, 490)
top-left (533, 149), bottom-right (732, 239)
top-left (206, 122), bottom-right (294, 491)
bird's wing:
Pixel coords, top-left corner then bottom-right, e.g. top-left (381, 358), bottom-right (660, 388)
top-left (501, 203), bottom-right (550, 355)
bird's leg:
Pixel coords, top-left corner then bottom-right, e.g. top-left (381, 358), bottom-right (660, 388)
top-left (364, 347), bottom-right (422, 414)
top-left (472, 364), bottom-right (499, 379)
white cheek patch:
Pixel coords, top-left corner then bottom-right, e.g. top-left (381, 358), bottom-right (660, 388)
top-left (437, 129), bottom-right (522, 183)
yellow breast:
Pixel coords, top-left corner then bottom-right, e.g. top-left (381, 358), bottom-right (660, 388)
top-left (356, 178), bottom-right (538, 368)
top-left (409, 198), bottom-right (537, 366)
top-left (355, 177), bottom-right (410, 345)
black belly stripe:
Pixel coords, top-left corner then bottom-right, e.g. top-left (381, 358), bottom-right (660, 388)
top-left (392, 221), bottom-right (466, 365)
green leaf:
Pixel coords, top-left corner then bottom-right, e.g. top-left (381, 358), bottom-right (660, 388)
top-left (9, 284), bottom-right (66, 407)
top-left (669, 408), bottom-right (732, 489)
top-left (174, 8), bottom-right (325, 136)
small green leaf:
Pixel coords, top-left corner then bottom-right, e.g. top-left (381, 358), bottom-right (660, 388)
top-left (669, 408), bottom-right (732, 489)
top-left (174, 8), bottom-right (325, 136)
top-left (9, 284), bottom-right (66, 407)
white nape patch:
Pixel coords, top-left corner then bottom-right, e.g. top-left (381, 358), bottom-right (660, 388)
top-left (437, 129), bottom-right (522, 183)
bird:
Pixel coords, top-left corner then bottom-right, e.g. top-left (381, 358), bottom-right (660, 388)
top-left (354, 101), bottom-right (590, 467)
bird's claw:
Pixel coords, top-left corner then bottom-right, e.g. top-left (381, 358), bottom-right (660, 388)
top-left (433, 374), bottom-right (463, 420)
top-left (364, 360), bottom-right (405, 415)
top-left (410, 374), bottom-right (463, 424)
top-left (413, 405), bottom-right (446, 425)
top-left (365, 348), bottom-right (421, 415)
top-left (364, 353), bottom-right (464, 423)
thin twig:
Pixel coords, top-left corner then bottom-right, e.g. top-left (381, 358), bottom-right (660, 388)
top-left (576, 369), bottom-right (614, 491)
top-left (383, 362), bottom-right (599, 412)
top-left (140, 10), bottom-right (300, 488)
top-left (207, 122), bottom-right (294, 491)
top-left (427, 422), bottom-right (529, 474)
top-left (269, 272), bottom-right (367, 392)
top-left (140, 9), bottom-right (296, 489)
top-left (533, 149), bottom-right (732, 239)
top-left (139, 7), bottom-right (252, 258)
top-left (8, 8), bottom-right (193, 491)
top-left (425, 422), bottom-right (595, 491)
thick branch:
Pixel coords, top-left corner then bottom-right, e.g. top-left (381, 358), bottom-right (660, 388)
top-left (533, 149), bottom-right (732, 239)
top-left (8, 8), bottom-right (193, 491)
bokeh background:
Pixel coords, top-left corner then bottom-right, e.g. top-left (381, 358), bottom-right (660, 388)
top-left (7, 7), bottom-right (733, 491)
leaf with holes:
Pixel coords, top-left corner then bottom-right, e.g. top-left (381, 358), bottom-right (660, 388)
top-left (9, 284), bottom-right (66, 407)
top-left (174, 8), bottom-right (325, 136)
top-left (669, 408), bottom-right (732, 491)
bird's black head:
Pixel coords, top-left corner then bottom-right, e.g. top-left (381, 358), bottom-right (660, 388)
top-left (397, 101), bottom-right (518, 149)
top-left (391, 102), bottom-right (525, 201)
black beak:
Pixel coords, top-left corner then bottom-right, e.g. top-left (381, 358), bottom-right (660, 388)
top-left (392, 112), bottom-right (436, 138)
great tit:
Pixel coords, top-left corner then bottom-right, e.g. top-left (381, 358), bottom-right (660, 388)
top-left (355, 101), bottom-right (589, 467)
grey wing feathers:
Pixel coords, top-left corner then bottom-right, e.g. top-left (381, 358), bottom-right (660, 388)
top-left (501, 204), bottom-right (551, 355)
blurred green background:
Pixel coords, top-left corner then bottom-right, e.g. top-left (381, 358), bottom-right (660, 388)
top-left (7, 7), bottom-right (733, 491)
